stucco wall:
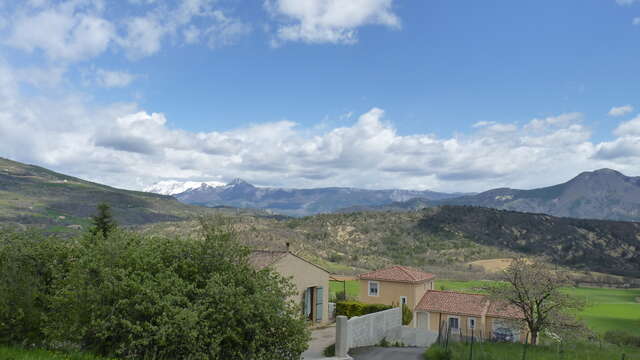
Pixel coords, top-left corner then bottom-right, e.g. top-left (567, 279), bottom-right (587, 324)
top-left (358, 280), bottom-right (431, 311)
top-left (274, 253), bottom-right (330, 324)
top-left (347, 307), bottom-right (402, 349)
top-left (420, 311), bottom-right (526, 343)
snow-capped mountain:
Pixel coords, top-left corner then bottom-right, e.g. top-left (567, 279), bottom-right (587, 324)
top-left (144, 180), bottom-right (225, 196)
top-left (146, 178), bottom-right (465, 216)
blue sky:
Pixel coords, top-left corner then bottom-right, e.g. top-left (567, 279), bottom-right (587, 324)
top-left (1, 0), bottom-right (640, 192)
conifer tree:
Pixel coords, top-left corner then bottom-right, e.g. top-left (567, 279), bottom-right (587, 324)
top-left (90, 202), bottom-right (117, 239)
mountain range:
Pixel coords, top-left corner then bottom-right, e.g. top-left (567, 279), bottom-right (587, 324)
top-left (1, 157), bottom-right (639, 278)
top-left (165, 179), bottom-right (465, 217)
top-left (150, 168), bottom-right (640, 221)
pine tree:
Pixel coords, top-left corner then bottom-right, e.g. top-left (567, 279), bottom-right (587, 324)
top-left (90, 203), bottom-right (117, 239)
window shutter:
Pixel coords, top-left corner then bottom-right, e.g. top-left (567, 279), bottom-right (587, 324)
top-left (316, 287), bottom-right (324, 322)
top-left (304, 288), bottom-right (311, 317)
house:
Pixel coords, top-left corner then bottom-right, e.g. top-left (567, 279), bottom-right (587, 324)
top-left (249, 247), bottom-right (330, 324)
top-left (414, 290), bottom-right (526, 343)
top-left (357, 265), bottom-right (436, 326)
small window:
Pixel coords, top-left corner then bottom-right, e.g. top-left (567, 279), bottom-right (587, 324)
top-left (448, 317), bottom-right (460, 330)
top-left (368, 281), bottom-right (379, 296)
top-left (468, 317), bottom-right (476, 329)
top-left (400, 296), bottom-right (407, 306)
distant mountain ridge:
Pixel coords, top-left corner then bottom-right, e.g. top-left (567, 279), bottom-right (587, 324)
top-left (158, 179), bottom-right (465, 217)
top-left (432, 168), bottom-right (640, 221)
top-left (144, 180), bottom-right (225, 195)
top-left (344, 169), bottom-right (640, 222)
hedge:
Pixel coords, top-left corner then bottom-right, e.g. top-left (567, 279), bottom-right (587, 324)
top-left (335, 301), bottom-right (392, 318)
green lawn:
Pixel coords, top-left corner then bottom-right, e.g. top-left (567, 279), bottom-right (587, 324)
top-left (0, 346), bottom-right (110, 360)
top-left (426, 341), bottom-right (640, 360)
top-left (329, 280), bottom-right (360, 299)
top-left (330, 279), bottom-right (640, 336)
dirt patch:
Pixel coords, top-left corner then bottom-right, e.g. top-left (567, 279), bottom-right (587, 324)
top-left (467, 258), bottom-right (515, 273)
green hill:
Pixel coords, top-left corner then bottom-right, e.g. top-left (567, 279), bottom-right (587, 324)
top-left (0, 157), bottom-right (254, 232)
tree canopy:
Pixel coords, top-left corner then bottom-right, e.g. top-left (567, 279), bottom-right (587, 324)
top-left (0, 217), bottom-right (310, 359)
top-left (486, 258), bottom-right (586, 344)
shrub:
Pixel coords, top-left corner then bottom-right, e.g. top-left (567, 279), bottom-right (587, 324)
top-left (378, 337), bottom-right (390, 347)
top-left (423, 345), bottom-right (451, 360)
top-left (401, 303), bottom-right (413, 325)
top-left (335, 301), bottom-right (392, 318)
top-left (604, 330), bottom-right (640, 348)
top-left (323, 344), bottom-right (335, 357)
top-left (0, 217), bottom-right (311, 359)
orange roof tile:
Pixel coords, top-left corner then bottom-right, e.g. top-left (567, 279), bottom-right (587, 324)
top-left (358, 265), bottom-right (436, 283)
top-left (416, 290), bottom-right (524, 320)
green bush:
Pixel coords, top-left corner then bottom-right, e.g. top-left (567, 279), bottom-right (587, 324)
top-left (0, 217), bottom-right (310, 359)
top-left (423, 345), bottom-right (451, 360)
top-left (335, 301), bottom-right (392, 318)
top-left (401, 303), bottom-right (413, 325)
top-left (604, 330), bottom-right (640, 347)
top-left (323, 344), bottom-right (335, 357)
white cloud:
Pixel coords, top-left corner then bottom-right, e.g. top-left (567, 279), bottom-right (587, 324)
top-left (0, 56), bottom-right (632, 193)
top-left (5, 1), bottom-right (115, 61)
top-left (617, 0), bottom-right (638, 5)
top-left (2, 0), bottom-right (250, 62)
top-left (265, 0), bottom-right (400, 45)
top-left (608, 105), bottom-right (634, 117)
top-left (95, 69), bottom-right (136, 88)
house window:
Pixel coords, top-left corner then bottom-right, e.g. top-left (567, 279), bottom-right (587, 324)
top-left (448, 316), bottom-right (460, 330)
top-left (368, 281), bottom-right (379, 296)
top-left (468, 317), bottom-right (477, 329)
top-left (400, 296), bottom-right (407, 306)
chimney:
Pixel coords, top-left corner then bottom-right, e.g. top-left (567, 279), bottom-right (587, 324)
top-left (286, 242), bottom-right (290, 252)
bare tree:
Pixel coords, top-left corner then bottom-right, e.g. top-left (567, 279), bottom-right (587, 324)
top-left (487, 258), bottom-right (586, 344)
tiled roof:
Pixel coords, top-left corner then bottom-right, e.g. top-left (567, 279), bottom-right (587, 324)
top-left (248, 250), bottom-right (288, 269)
top-left (416, 290), bottom-right (489, 317)
top-left (487, 300), bottom-right (525, 320)
top-left (358, 265), bottom-right (436, 283)
top-left (415, 290), bottom-right (524, 320)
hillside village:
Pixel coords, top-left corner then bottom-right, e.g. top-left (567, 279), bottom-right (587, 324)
top-left (3, 0), bottom-right (640, 359)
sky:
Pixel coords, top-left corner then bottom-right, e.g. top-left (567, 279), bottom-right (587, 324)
top-left (1, 0), bottom-right (640, 193)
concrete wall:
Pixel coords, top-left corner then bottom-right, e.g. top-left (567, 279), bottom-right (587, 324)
top-left (386, 326), bottom-right (438, 347)
top-left (274, 253), bottom-right (330, 324)
top-left (335, 308), bottom-right (437, 357)
top-left (342, 307), bottom-right (402, 350)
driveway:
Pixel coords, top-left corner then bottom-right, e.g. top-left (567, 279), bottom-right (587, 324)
top-left (350, 347), bottom-right (426, 360)
top-left (302, 325), bottom-right (337, 359)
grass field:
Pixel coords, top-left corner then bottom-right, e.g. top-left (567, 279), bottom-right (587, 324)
top-left (426, 341), bottom-right (640, 360)
top-left (0, 346), bottom-right (109, 360)
top-left (329, 279), bottom-right (640, 336)
top-left (329, 279), bottom-right (360, 299)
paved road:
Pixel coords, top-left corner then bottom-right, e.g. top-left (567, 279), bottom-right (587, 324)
top-left (302, 325), bottom-right (337, 359)
top-left (350, 347), bottom-right (426, 360)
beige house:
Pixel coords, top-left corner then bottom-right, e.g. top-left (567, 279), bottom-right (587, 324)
top-left (249, 248), bottom-right (330, 324)
top-left (415, 290), bottom-right (527, 343)
top-left (358, 265), bottom-right (435, 326)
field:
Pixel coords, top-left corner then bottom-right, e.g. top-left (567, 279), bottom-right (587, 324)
top-left (329, 279), bottom-right (640, 336)
top-left (329, 279), bottom-right (360, 299)
top-left (427, 341), bottom-right (640, 360)
top-left (0, 346), bottom-right (110, 360)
